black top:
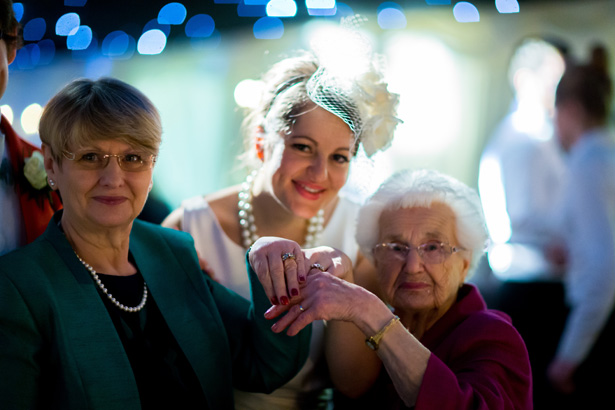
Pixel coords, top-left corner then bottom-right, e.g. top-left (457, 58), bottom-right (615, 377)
top-left (96, 271), bottom-right (208, 409)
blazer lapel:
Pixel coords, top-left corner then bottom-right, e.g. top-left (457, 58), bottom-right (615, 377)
top-left (44, 218), bottom-right (141, 408)
top-left (130, 221), bottom-right (232, 409)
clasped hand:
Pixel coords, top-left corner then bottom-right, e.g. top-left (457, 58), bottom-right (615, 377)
top-left (249, 237), bottom-right (361, 336)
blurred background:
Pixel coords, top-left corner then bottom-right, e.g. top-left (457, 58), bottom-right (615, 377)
top-left (3, 0), bottom-right (614, 214)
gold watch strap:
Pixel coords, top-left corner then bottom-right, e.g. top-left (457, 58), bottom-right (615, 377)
top-left (365, 315), bottom-right (400, 351)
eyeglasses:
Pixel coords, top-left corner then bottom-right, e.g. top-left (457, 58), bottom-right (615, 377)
top-left (62, 150), bottom-right (157, 172)
top-left (373, 241), bottom-right (465, 265)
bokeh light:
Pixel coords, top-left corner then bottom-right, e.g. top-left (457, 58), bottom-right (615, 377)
top-left (496, 0), bottom-right (520, 14)
top-left (185, 14), bottom-right (215, 38)
top-left (453, 2), bottom-right (480, 23)
top-left (1, 105), bottom-right (14, 124)
top-left (158, 2), bottom-right (187, 25)
top-left (266, 0), bottom-right (297, 17)
top-left (67, 26), bottom-right (93, 50)
top-left (377, 3), bottom-right (406, 30)
top-left (56, 13), bottom-right (80, 36)
top-left (253, 17), bottom-right (284, 39)
top-left (234, 79), bottom-right (264, 108)
top-left (64, 0), bottom-right (88, 6)
top-left (20, 103), bottom-right (43, 135)
top-left (143, 19), bottom-right (171, 36)
top-left (306, 0), bottom-right (336, 16)
top-left (12, 3), bottom-right (24, 22)
top-left (138, 29), bottom-right (167, 55)
top-left (102, 31), bottom-right (136, 59)
top-left (23, 18), bottom-right (46, 42)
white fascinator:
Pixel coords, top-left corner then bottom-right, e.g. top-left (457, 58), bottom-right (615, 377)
top-left (306, 15), bottom-right (401, 157)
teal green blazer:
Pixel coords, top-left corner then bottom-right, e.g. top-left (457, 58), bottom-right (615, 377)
top-left (0, 214), bottom-right (311, 409)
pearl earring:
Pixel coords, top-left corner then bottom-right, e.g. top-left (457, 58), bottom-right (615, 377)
top-left (48, 179), bottom-right (56, 188)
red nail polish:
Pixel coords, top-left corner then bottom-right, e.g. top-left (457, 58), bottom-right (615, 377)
top-left (298, 275), bottom-right (306, 282)
top-left (280, 296), bottom-right (289, 305)
top-left (271, 297), bottom-right (279, 305)
top-left (291, 288), bottom-right (299, 297)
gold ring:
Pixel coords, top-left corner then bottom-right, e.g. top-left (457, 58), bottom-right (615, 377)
top-left (310, 263), bottom-right (325, 272)
top-left (281, 253), bottom-right (295, 261)
top-left (299, 305), bottom-right (305, 312)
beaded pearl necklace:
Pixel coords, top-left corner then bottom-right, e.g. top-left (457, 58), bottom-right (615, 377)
top-left (238, 170), bottom-right (325, 249)
top-left (75, 253), bottom-right (148, 313)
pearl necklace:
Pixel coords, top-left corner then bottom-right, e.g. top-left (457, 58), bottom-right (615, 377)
top-left (238, 170), bottom-right (325, 249)
top-left (75, 253), bottom-right (148, 313)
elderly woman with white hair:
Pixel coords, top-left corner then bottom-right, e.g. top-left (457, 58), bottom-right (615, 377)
top-left (249, 169), bottom-right (532, 409)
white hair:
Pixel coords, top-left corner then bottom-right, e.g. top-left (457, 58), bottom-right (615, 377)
top-left (356, 169), bottom-right (489, 279)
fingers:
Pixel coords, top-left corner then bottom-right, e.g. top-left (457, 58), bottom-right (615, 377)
top-left (270, 303), bottom-right (313, 336)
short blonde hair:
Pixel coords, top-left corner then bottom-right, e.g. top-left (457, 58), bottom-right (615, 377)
top-left (356, 169), bottom-right (489, 279)
top-left (39, 77), bottom-right (162, 164)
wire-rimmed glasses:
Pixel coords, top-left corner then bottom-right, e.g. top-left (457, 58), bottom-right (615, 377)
top-left (373, 241), bottom-right (465, 265)
top-left (62, 150), bottom-right (156, 172)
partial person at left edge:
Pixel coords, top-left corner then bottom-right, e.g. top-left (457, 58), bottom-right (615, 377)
top-left (0, 77), bottom-right (311, 409)
top-left (0, 0), bottom-right (62, 255)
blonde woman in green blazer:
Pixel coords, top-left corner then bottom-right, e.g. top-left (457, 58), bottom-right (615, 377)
top-left (0, 78), bottom-right (310, 410)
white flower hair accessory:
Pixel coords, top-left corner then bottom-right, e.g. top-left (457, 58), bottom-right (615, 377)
top-left (306, 15), bottom-right (401, 157)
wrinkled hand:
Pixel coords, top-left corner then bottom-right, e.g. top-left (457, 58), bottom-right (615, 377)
top-left (249, 237), bottom-right (307, 306)
top-left (547, 358), bottom-right (577, 394)
top-left (265, 269), bottom-right (377, 336)
top-left (303, 246), bottom-right (354, 282)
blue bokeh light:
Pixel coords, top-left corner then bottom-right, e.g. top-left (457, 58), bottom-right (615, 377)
top-left (64, 0), bottom-right (88, 6)
top-left (335, 2), bottom-right (354, 17)
top-left (37, 39), bottom-right (56, 65)
top-left (23, 18), bottom-right (46, 42)
top-left (244, 0), bottom-right (268, 4)
top-left (185, 14), bottom-right (215, 38)
top-left (67, 25), bottom-right (93, 50)
top-left (158, 2), bottom-right (187, 25)
top-left (453, 2), bottom-right (480, 22)
top-left (15, 47), bottom-right (34, 70)
top-left (378, 6), bottom-right (407, 29)
top-left (253, 17), bottom-right (284, 39)
top-left (306, 0), bottom-right (335, 9)
top-left (495, 0), bottom-right (520, 14)
top-left (12, 3), bottom-right (24, 22)
top-left (138, 29), bottom-right (167, 55)
top-left (238, 2), bottom-right (267, 17)
top-left (71, 36), bottom-right (98, 59)
top-left (143, 19), bottom-right (171, 36)
top-left (102, 31), bottom-right (136, 59)
top-left (425, 0), bottom-right (451, 5)
top-left (307, 7), bottom-right (337, 16)
top-left (266, 0), bottom-right (297, 17)
top-left (56, 13), bottom-right (80, 36)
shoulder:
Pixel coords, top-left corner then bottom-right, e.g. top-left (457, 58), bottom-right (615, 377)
top-left (132, 219), bottom-right (195, 249)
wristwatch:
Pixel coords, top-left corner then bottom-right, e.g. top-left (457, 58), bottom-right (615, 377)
top-left (365, 315), bottom-right (400, 351)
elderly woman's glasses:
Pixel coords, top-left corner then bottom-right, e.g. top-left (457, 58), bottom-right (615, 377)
top-left (373, 241), bottom-right (465, 265)
top-left (62, 150), bottom-right (156, 172)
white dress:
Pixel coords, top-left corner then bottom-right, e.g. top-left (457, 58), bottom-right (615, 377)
top-left (181, 194), bottom-right (361, 410)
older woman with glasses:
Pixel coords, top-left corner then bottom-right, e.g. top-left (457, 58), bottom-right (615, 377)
top-left (0, 78), bottom-right (310, 410)
top-left (249, 169), bottom-right (532, 409)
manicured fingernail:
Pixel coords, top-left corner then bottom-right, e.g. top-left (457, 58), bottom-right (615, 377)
top-left (271, 322), bottom-right (279, 332)
top-left (298, 275), bottom-right (306, 283)
top-left (280, 296), bottom-right (289, 305)
top-left (291, 288), bottom-right (299, 297)
top-left (265, 306), bottom-right (276, 319)
top-left (271, 297), bottom-right (279, 305)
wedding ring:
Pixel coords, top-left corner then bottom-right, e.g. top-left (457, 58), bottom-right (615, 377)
top-left (310, 263), bottom-right (325, 272)
top-left (281, 252), bottom-right (295, 261)
top-left (299, 305), bottom-right (305, 312)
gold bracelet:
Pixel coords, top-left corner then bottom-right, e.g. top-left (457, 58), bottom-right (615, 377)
top-left (365, 315), bottom-right (400, 351)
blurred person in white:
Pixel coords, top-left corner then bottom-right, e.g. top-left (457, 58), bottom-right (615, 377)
top-left (0, 0), bottom-right (61, 255)
top-left (547, 44), bottom-right (615, 409)
top-left (477, 37), bottom-right (570, 408)
top-left (162, 17), bottom-right (400, 410)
